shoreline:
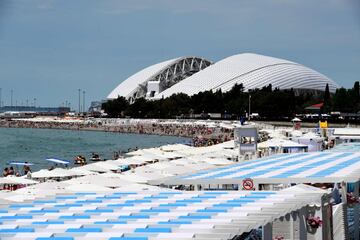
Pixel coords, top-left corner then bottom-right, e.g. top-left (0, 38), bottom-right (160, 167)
top-left (0, 118), bottom-right (234, 146)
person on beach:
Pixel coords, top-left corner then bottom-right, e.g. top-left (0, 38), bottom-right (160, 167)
top-left (3, 167), bottom-right (9, 177)
top-left (23, 162), bottom-right (31, 175)
top-left (8, 167), bottom-right (14, 175)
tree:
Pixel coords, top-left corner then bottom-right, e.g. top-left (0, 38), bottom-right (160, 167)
top-left (354, 81), bottom-right (360, 99)
top-left (101, 96), bottom-right (129, 117)
top-left (323, 83), bottom-right (331, 113)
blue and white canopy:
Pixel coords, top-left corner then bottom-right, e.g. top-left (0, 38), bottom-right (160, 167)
top-left (45, 158), bottom-right (70, 165)
top-left (151, 152), bottom-right (360, 185)
top-left (0, 187), bottom-right (325, 239)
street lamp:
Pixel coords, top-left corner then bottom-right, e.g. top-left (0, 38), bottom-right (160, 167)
top-left (11, 89), bottom-right (13, 107)
top-left (82, 90), bottom-right (86, 113)
top-left (78, 89), bottom-right (81, 113)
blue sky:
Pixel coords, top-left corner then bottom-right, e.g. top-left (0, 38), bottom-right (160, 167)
top-left (0, 0), bottom-right (359, 109)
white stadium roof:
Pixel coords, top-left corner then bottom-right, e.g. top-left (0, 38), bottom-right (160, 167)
top-left (155, 53), bottom-right (338, 99)
top-left (107, 53), bottom-right (339, 102)
top-left (107, 57), bottom-right (181, 100)
top-left (107, 56), bottom-right (212, 102)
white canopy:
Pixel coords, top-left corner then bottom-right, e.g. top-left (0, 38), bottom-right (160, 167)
top-left (114, 156), bottom-right (150, 165)
top-left (45, 158), bottom-right (70, 165)
top-left (0, 176), bottom-right (38, 185)
top-left (65, 174), bottom-right (132, 188)
top-left (31, 168), bottom-right (82, 178)
top-left (113, 173), bottom-right (151, 184)
top-left (291, 117), bottom-right (302, 122)
top-left (65, 183), bottom-right (114, 192)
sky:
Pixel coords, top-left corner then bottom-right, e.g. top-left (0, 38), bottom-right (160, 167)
top-left (0, 0), bottom-right (359, 109)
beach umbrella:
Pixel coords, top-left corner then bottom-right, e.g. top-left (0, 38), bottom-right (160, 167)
top-left (0, 176), bottom-right (38, 185)
top-left (32, 168), bottom-right (78, 178)
top-left (116, 183), bottom-right (166, 191)
top-left (79, 164), bottom-right (112, 173)
top-left (9, 162), bottom-right (34, 166)
top-left (71, 167), bottom-right (99, 176)
top-left (291, 117), bottom-right (302, 122)
top-left (66, 183), bottom-right (113, 192)
top-left (45, 158), bottom-right (70, 165)
top-left (31, 169), bottom-right (51, 178)
top-left (92, 161), bottom-right (120, 170)
top-left (66, 174), bottom-right (132, 188)
top-left (116, 173), bottom-right (151, 184)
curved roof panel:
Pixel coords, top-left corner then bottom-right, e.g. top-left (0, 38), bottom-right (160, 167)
top-left (107, 56), bottom-right (212, 101)
top-left (107, 57), bottom-right (180, 99)
top-left (154, 53), bottom-right (339, 98)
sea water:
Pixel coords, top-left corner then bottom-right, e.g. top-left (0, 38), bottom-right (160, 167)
top-left (0, 127), bottom-right (189, 171)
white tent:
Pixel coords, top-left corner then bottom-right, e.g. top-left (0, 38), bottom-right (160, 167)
top-left (294, 132), bottom-right (324, 152)
top-left (258, 138), bottom-right (308, 153)
top-left (290, 130), bottom-right (303, 137)
top-left (291, 117), bottom-right (302, 122)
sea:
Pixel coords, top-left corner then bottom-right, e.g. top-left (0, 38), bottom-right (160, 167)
top-left (0, 127), bottom-right (189, 171)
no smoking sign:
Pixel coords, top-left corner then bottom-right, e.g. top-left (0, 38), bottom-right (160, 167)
top-left (242, 178), bottom-right (255, 190)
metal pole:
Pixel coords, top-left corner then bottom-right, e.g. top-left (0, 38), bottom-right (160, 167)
top-left (78, 89), bottom-right (81, 113)
top-left (11, 89), bottom-right (13, 107)
top-left (82, 90), bottom-right (85, 113)
top-left (0, 87), bottom-right (2, 108)
top-left (248, 94), bottom-right (251, 121)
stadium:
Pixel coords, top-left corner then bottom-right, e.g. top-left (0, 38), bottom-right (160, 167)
top-left (107, 53), bottom-right (339, 103)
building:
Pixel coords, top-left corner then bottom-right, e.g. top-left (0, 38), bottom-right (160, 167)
top-left (107, 53), bottom-right (339, 102)
top-left (0, 106), bottom-right (70, 117)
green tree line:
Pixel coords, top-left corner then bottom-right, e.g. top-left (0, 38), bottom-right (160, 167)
top-left (102, 82), bottom-right (360, 119)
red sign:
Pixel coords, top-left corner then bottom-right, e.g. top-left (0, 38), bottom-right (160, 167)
top-left (242, 178), bottom-right (254, 190)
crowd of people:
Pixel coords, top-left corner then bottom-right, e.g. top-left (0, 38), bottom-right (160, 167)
top-left (2, 164), bottom-right (32, 191)
top-left (2, 163), bottom-right (31, 177)
top-left (0, 118), bottom-right (234, 144)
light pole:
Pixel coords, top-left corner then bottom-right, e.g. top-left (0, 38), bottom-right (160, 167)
top-left (78, 89), bottom-right (81, 113)
top-left (248, 93), bottom-right (251, 121)
top-left (82, 90), bottom-right (85, 113)
top-left (10, 89), bottom-right (13, 107)
top-left (0, 88), bottom-right (2, 108)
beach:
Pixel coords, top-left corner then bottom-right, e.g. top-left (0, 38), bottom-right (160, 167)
top-left (0, 117), bottom-right (234, 146)
top-left (0, 120), bottom-right (359, 239)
